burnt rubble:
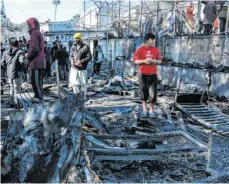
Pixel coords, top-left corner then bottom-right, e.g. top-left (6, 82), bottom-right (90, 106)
top-left (1, 72), bottom-right (229, 183)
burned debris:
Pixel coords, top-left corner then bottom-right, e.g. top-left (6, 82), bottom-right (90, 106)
top-left (1, 68), bottom-right (229, 183)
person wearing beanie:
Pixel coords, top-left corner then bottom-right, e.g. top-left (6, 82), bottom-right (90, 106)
top-left (69, 33), bottom-right (92, 99)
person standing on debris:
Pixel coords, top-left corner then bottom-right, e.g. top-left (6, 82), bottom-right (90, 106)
top-left (69, 33), bottom-right (92, 99)
top-left (133, 33), bottom-right (162, 118)
top-left (63, 46), bottom-right (70, 72)
top-left (18, 38), bottom-right (29, 83)
top-left (51, 41), bottom-right (59, 70)
top-left (219, 2), bottom-right (228, 33)
top-left (44, 41), bottom-right (52, 79)
top-left (158, 7), bottom-right (175, 39)
top-left (186, 2), bottom-right (195, 31)
top-left (1, 42), bottom-right (6, 58)
top-left (1, 37), bottom-right (27, 108)
top-left (203, 1), bottom-right (217, 34)
top-left (92, 39), bottom-right (105, 78)
top-left (55, 44), bottom-right (68, 81)
top-left (26, 17), bottom-right (45, 102)
top-left (1, 42), bottom-right (6, 95)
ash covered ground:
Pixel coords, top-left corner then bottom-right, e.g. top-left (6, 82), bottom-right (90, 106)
top-left (1, 72), bottom-right (229, 183)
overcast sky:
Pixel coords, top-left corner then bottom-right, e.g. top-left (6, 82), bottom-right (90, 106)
top-left (4, 0), bottom-right (84, 23)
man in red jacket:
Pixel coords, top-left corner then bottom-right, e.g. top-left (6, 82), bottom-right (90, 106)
top-left (133, 33), bottom-right (162, 118)
top-left (26, 17), bottom-right (45, 101)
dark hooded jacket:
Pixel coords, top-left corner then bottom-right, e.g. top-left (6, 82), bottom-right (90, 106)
top-left (26, 18), bottom-right (45, 70)
top-left (1, 47), bottom-right (25, 79)
top-left (55, 46), bottom-right (69, 65)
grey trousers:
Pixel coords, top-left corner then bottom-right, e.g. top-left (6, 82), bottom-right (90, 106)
top-left (9, 78), bottom-right (21, 105)
top-left (58, 65), bottom-right (67, 80)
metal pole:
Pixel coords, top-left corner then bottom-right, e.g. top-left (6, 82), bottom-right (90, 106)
top-left (139, 0), bottom-right (143, 37)
top-left (118, 0), bottom-right (121, 38)
top-left (128, 0), bottom-right (130, 37)
top-left (107, 2), bottom-right (109, 28)
top-left (174, 0), bottom-right (177, 36)
top-left (84, 0), bottom-right (86, 30)
top-left (54, 3), bottom-right (60, 99)
top-left (155, 1), bottom-right (159, 47)
top-left (54, 4), bottom-right (57, 22)
top-left (112, 2), bottom-right (114, 23)
top-left (225, 3), bottom-right (229, 33)
top-left (197, 1), bottom-right (201, 33)
top-left (90, 11), bottom-right (91, 26)
top-left (96, 12), bottom-right (99, 31)
top-left (7, 20), bottom-right (9, 39)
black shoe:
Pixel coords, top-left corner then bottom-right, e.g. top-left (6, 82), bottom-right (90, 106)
top-left (10, 104), bottom-right (15, 108)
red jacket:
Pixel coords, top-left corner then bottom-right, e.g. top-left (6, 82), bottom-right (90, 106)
top-left (26, 18), bottom-right (45, 70)
top-left (133, 45), bottom-right (162, 75)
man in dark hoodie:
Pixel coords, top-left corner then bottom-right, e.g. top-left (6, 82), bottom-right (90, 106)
top-left (1, 37), bottom-right (27, 108)
top-left (26, 17), bottom-right (45, 101)
top-left (203, 1), bottom-right (217, 34)
top-left (55, 44), bottom-right (68, 80)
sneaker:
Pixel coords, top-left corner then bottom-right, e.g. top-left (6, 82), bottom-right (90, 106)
top-left (149, 111), bottom-right (157, 118)
top-left (141, 111), bottom-right (148, 118)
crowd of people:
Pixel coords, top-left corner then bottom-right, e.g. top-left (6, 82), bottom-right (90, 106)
top-left (158, 1), bottom-right (228, 38)
top-left (1, 14), bottom-right (161, 117)
top-left (0, 16), bottom-right (107, 107)
top-left (0, 1), bottom-right (228, 116)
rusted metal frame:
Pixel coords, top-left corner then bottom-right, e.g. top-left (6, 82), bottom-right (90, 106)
top-left (85, 147), bottom-right (206, 155)
top-left (177, 103), bottom-right (229, 134)
top-left (85, 131), bottom-right (192, 139)
top-left (202, 117), bottom-right (229, 122)
top-left (181, 129), bottom-right (207, 147)
top-left (94, 155), bottom-right (165, 161)
top-left (200, 120), bottom-right (229, 126)
top-left (89, 152), bottom-right (206, 161)
top-left (176, 103), bottom-right (217, 129)
top-left (187, 109), bottom-right (217, 113)
top-left (190, 112), bottom-right (219, 116)
top-left (182, 105), bottom-right (207, 109)
top-left (186, 108), bottom-right (211, 112)
top-left (85, 133), bottom-right (162, 143)
top-left (205, 119), bottom-right (229, 125)
top-left (192, 112), bottom-right (221, 117)
top-left (182, 104), bottom-right (229, 119)
top-left (84, 131), bottom-right (207, 151)
top-left (197, 115), bottom-right (227, 120)
top-left (200, 115), bottom-right (226, 120)
top-left (180, 104), bottom-right (206, 107)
